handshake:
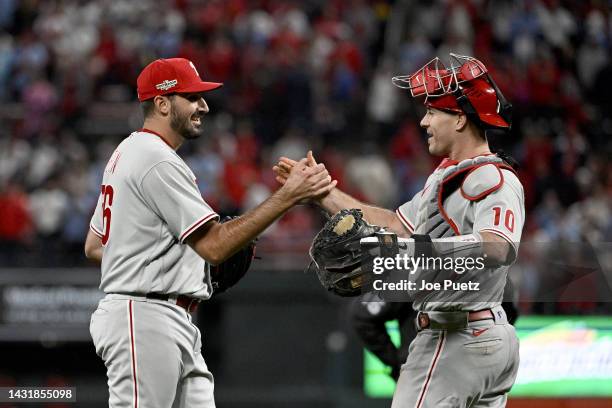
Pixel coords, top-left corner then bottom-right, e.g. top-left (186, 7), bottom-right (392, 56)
top-left (272, 152), bottom-right (413, 298)
top-left (272, 150), bottom-right (336, 204)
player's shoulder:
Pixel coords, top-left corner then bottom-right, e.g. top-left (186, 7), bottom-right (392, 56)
top-left (500, 167), bottom-right (522, 189)
top-left (125, 131), bottom-right (184, 167)
top-left (128, 130), bottom-right (174, 155)
top-left (115, 131), bottom-right (187, 180)
top-left (461, 162), bottom-right (522, 201)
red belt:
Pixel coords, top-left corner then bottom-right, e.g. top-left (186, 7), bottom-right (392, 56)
top-left (417, 309), bottom-right (493, 330)
top-left (146, 293), bottom-right (200, 313)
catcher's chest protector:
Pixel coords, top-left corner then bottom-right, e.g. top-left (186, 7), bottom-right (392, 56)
top-left (419, 155), bottom-right (516, 239)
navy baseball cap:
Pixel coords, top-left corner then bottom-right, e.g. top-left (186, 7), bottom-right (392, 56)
top-left (136, 58), bottom-right (223, 102)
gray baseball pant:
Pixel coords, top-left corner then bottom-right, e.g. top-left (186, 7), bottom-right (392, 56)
top-left (391, 305), bottom-right (519, 408)
top-left (90, 294), bottom-right (215, 408)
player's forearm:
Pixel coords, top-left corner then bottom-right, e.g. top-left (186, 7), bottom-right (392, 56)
top-left (188, 189), bottom-right (295, 264)
top-left (318, 189), bottom-right (408, 236)
top-left (191, 161), bottom-right (337, 263)
top-left (396, 231), bottom-right (512, 265)
top-left (479, 231), bottom-right (512, 264)
top-left (218, 191), bottom-right (294, 255)
top-left (316, 187), bottom-right (360, 214)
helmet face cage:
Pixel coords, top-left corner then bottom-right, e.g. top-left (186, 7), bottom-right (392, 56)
top-left (392, 53), bottom-right (487, 100)
top-left (392, 57), bottom-right (453, 100)
top-left (392, 53), bottom-right (512, 131)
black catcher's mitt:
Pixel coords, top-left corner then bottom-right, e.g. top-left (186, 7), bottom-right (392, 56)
top-left (210, 216), bottom-right (257, 296)
top-left (308, 209), bottom-right (383, 297)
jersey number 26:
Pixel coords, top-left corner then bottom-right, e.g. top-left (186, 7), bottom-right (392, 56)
top-left (101, 184), bottom-right (114, 244)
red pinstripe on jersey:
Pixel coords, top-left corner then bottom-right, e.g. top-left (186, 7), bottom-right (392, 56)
top-left (90, 224), bottom-right (103, 238)
top-left (128, 300), bottom-right (138, 408)
top-left (396, 209), bottom-right (415, 233)
top-left (179, 212), bottom-right (218, 243)
top-left (415, 331), bottom-right (446, 408)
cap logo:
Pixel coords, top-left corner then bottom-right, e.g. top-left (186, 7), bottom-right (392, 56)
top-left (155, 79), bottom-right (178, 91)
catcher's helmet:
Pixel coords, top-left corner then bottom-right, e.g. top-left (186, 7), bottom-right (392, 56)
top-left (392, 54), bottom-right (512, 132)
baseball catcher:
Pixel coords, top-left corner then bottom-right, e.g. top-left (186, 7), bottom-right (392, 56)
top-left (275, 53), bottom-right (525, 407)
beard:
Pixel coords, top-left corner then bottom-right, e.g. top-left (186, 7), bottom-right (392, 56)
top-left (170, 103), bottom-right (204, 140)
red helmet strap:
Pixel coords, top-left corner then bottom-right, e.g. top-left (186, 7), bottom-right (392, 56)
top-left (485, 73), bottom-right (512, 128)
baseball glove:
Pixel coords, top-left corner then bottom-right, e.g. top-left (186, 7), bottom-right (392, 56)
top-left (308, 209), bottom-right (383, 297)
top-left (210, 216), bottom-right (257, 296)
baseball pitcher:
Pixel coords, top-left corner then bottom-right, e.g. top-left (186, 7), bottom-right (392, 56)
top-left (84, 58), bottom-right (336, 408)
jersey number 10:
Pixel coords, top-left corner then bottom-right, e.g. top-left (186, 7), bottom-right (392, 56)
top-left (492, 206), bottom-right (514, 233)
top-left (101, 184), bottom-right (114, 244)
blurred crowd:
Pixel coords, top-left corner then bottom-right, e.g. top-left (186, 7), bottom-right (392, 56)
top-left (0, 0), bottom-right (610, 278)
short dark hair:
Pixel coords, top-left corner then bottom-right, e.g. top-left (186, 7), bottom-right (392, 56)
top-left (141, 99), bottom-right (155, 118)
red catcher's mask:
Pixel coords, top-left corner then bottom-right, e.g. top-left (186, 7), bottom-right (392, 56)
top-left (392, 54), bottom-right (512, 131)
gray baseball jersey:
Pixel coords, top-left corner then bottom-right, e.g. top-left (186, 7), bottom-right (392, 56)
top-left (89, 129), bottom-right (218, 298)
top-left (89, 129), bottom-right (219, 408)
top-left (396, 156), bottom-right (525, 312)
top-left (390, 155), bottom-right (524, 408)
